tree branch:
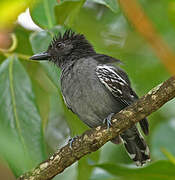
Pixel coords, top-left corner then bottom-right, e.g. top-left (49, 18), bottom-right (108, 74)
top-left (18, 76), bottom-right (175, 180)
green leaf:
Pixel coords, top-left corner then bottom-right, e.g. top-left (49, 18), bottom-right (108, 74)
top-left (72, 3), bottom-right (129, 57)
top-left (0, 57), bottom-right (46, 176)
top-left (161, 148), bottom-right (175, 165)
top-left (0, 54), bottom-right (5, 63)
top-left (89, 0), bottom-right (119, 13)
top-left (45, 93), bottom-right (70, 151)
top-left (30, 0), bottom-right (57, 29)
top-left (14, 25), bottom-right (33, 55)
top-left (168, 0), bottom-right (175, 29)
top-left (151, 119), bottom-right (175, 160)
top-left (95, 161), bottom-right (175, 180)
top-left (99, 143), bottom-right (132, 165)
top-left (78, 157), bottom-right (93, 180)
top-left (30, 30), bottom-right (53, 53)
top-left (55, 0), bottom-right (86, 26)
top-left (78, 151), bottom-right (100, 180)
top-left (29, 71), bottom-right (51, 128)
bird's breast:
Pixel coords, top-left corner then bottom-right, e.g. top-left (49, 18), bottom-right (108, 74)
top-left (60, 59), bottom-right (122, 127)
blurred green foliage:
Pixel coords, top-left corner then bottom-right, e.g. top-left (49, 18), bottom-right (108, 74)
top-left (0, 0), bottom-right (175, 179)
top-left (0, 0), bottom-right (34, 29)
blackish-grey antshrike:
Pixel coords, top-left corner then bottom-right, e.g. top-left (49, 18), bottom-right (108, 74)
top-left (30, 30), bottom-right (150, 166)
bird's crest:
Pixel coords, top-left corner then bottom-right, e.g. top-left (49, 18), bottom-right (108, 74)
top-left (50, 29), bottom-right (85, 47)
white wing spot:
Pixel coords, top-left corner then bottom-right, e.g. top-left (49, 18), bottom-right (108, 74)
top-left (117, 89), bottom-right (122, 94)
top-left (97, 65), bottom-right (128, 85)
top-left (129, 154), bottom-right (136, 159)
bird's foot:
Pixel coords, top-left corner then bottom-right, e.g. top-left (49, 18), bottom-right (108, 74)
top-left (68, 136), bottom-right (78, 149)
top-left (103, 113), bottom-right (115, 129)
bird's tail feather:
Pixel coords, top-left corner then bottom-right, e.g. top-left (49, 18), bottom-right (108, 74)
top-left (120, 125), bottom-right (150, 166)
top-left (139, 118), bottom-right (149, 136)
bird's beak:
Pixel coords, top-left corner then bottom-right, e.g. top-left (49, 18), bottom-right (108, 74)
top-left (30, 52), bottom-right (51, 60)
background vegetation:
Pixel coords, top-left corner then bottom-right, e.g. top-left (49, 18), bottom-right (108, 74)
top-left (0, 0), bottom-right (175, 179)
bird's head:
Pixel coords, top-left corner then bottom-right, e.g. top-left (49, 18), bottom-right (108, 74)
top-left (30, 30), bottom-right (95, 68)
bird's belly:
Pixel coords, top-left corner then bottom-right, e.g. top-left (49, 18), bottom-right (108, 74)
top-left (61, 74), bottom-right (123, 128)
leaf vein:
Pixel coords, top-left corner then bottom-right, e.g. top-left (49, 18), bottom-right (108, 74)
top-left (9, 57), bottom-right (27, 151)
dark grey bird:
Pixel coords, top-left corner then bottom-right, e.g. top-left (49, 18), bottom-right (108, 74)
top-left (30, 30), bottom-right (150, 166)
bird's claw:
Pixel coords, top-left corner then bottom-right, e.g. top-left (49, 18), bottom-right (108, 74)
top-left (68, 136), bottom-right (78, 149)
top-left (103, 113), bottom-right (115, 129)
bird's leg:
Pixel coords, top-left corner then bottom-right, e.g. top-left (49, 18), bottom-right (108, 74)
top-left (68, 136), bottom-right (78, 149)
top-left (103, 113), bottom-right (115, 129)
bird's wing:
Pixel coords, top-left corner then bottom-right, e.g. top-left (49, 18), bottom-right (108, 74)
top-left (96, 64), bottom-right (136, 105)
top-left (96, 64), bottom-right (149, 135)
top-left (93, 54), bottom-right (122, 64)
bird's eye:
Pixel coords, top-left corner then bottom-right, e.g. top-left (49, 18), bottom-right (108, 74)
top-left (57, 43), bottom-right (65, 48)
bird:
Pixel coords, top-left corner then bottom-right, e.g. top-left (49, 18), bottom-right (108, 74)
top-left (30, 29), bottom-right (150, 166)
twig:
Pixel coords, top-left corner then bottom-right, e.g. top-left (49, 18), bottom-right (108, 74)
top-left (18, 76), bottom-right (175, 180)
top-left (118, 0), bottom-right (175, 74)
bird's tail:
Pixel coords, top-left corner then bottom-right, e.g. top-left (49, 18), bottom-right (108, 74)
top-left (119, 125), bottom-right (150, 166)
